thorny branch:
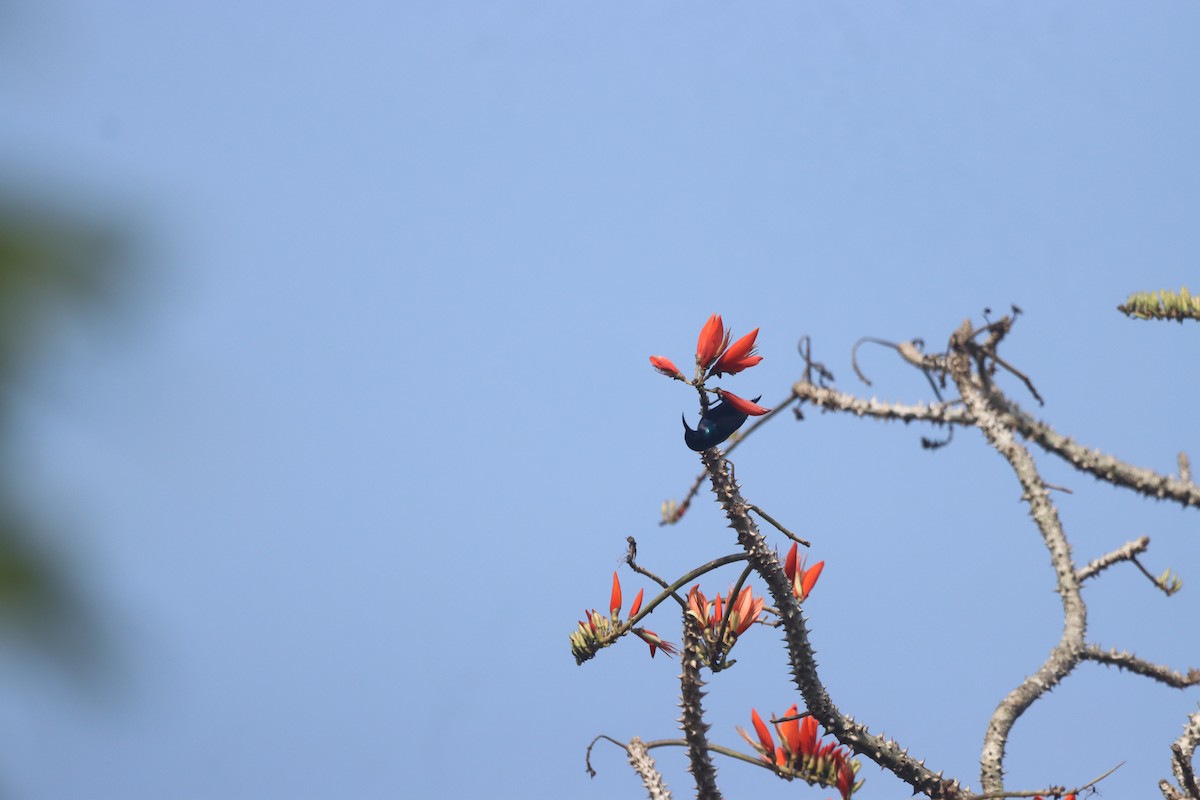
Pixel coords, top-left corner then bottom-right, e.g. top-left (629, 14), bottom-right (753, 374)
top-left (792, 370), bottom-right (1200, 510)
top-left (1083, 645), bottom-right (1200, 688)
top-left (1169, 707), bottom-right (1200, 800)
top-left (679, 612), bottom-right (722, 800)
top-left (581, 311), bottom-right (1195, 800)
top-left (794, 315), bottom-right (1198, 796)
top-left (947, 318), bottom-right (1087, 798)
top-left (1076, 536), bottom-right (1150, 583)
top-left (628, 738), bottom-right (672, 800)
top-left (699, 446), bottom-right (964, 798)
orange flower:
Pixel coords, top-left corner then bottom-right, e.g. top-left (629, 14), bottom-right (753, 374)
top-left (727, 585), bottom-right (765, 636)
top-left (649, 355), bottom-right (686, 380)
top-left (737, 708), bottom-right (777, 763)
top-left (784, 542), bottom-right (824, 600)
top-left (634, 628), bottom-right (677, 658)
top-left (569, 577), bottom-right (656, 664)
top-left (696, 314), bottom-right (730, 370)
top-left (609, 572), bottom-right (622, 616)
top-left (738, 706), bottom-right (861, 799)
top-left (710, 327), bottom-right (763, 377)
top-left (716, 389), bottom-right (770, 417)
top-left (688, 585), bottom-right (764, 639)
top-left (629, 588), bottom-right (644, 618)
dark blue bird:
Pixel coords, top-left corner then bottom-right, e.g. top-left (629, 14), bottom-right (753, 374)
top-left (682, 396), bottom-right (761, 451)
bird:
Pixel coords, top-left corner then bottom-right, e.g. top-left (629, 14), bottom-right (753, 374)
top-left (681, 396), bottom-right (760, 451)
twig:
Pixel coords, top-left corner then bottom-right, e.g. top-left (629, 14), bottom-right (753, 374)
top-left (851, 336), bottom-right (909, 386)
top-left (1130, 555), bottom-right (1184, 597)
top-left (1076, 537), bottom-right (1151, 583)
top-left (747, 504), bottom-right (810, 547)
top-left (797, 336), bottom-right (835, 387)
top-left (586, 734), bottom-right (630, 778)
top-left (624, 548), bottom-right (752, 623)
top-left (1084, 645), bottom-right (1200, 689)
top-left (640, 739), bottom-right (803, 772)
top-left (968, 760), bottom-right (1124, 800)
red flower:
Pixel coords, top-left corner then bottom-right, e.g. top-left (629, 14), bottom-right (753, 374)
top-left (649, 355), bottom-right (686, 380)
top-left (717, 389), bottom-right (771, 416)
top-left (570, 577), bottom-right (657, 664)
top-left (696, 314), bottom-right (730, 370)
top-left (727, 586), bottom-right (764, 636)
top-left (688, 585), bottom-right (764, 638)
top-left (737, 708), bottom-right (777, 764)
top-left (710, 327), bottom-right (763, 377)
top-left (737, 706), bottom-right (861, 799)
top-left (634, 628), bottom-right (677, 658)
top-left (784, 542), bottom-right (824, 601)
top-left (629, 588), bottom-right (644, 618)
top-left (609, 572), bottom-right (622, 616)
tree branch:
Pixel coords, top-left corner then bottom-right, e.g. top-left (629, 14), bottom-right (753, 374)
top-left (1169, 706), bottom-right (1200, 800)
top-left (628, 737), bottom-right (673, 800)
top-left (679, 613), bottom-right (722, 800)
top-left (1084, 645), bottom-right (1200, 689)
top-left (699, 446), bottom-right (963, 798)
top-left (792, 382), bottom-right (972, 428)
top-left (1076, 536), bottom-right (1151, 583)
top-left (947, 319), bottom-right (1087, 798)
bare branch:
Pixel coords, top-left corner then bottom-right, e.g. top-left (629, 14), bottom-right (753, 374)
top-left (627, 737), bottom-right (673, 800)
top-left (796, 345), bottom-right (1200, 511)
top-left (586, 734), bottom-right (630, 778)
top-left (1169, 706), bottom-right (1200, 800)
top-left (1162, 778), bottom-right (1187, 800)
top-left (947, 319), bottom-right (1087, 798)
top-left (1076, 536), bottom-right (1151, 583)
top-left (1084, 645), bottom-right (1200, 689)
top-left (968, 760), bottom-right (1123, 800)
top-left (747, 503), bottom-right (809, 547)
top-left (992, 399), bottom-right (1200, 509)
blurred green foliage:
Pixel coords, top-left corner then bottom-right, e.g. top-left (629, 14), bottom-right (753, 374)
top-left (0, 197), bottom-right (124, 667)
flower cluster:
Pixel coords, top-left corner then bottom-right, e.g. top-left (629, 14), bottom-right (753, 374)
top-left (570, 572), bottom-right (676, 665)
top-left (686, 584), bottom-right (765, 668)
top-left (737, 706), bottom-right (862, 799)
top-left (650, 313), bottom-right (767, 391)
top-left (651, 314), bottom-right (771, 451)
top-left (785, 542), bottom-right (824, 601)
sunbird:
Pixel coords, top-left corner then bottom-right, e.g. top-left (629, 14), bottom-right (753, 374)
top-left (681, 396), bottom-right (762, 451)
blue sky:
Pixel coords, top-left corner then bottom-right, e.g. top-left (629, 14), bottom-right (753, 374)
top-left (1, 2), bottom-right (1199, 798)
